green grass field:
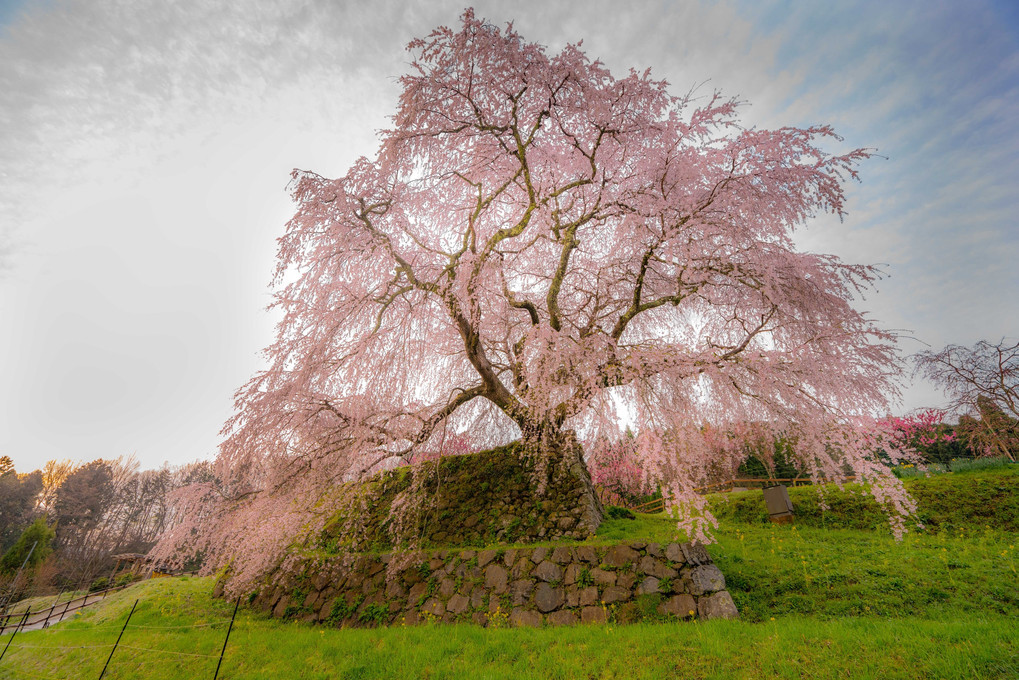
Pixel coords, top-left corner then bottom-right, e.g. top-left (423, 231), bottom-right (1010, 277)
top-left (1, 468), bottom-right (1017, 679)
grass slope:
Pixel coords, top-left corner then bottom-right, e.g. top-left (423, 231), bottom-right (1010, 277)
top-left (708, 466), bottom-right (1019, 532)
top-left (1, 469), bottom-right (1016, 679)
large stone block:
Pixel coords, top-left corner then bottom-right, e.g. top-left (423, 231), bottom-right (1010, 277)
top-left (534, 583), bottom-right (566, 612)
top-left (421, 597), bottom-right (445, 618)
top-left (603, 544), bottom-right (640, 568)
top-left (685, 564), bottom-right (726, 595)
top-left (385, 580), bottom-right (406, 600)
top-left (658, 594), bottom-right (697, 619)
top-left (636, 576), bottom-right (660, 595)
top-left (478, 549), bottom-right (499, 568)
top-left (591, 568), bottom-right (616, 587)
top-left (510, 579), bottom-right (535, 606)
top-left (550, 546), bottom-right (573, 564)
top-left (681, 542), bottom-right (712, 566)
top-left (311, 571), bottom-right (330, 591)
top-left (502, 549), bottom-right (517, 568)
top-left (534, 560), bottom-right (563, 583)
top-left (575, 546), bottom-right (598, 564)
top-left (408, 582), bottom-right (428, 606)
top-left (564, 562), bottom-right (580, 586)
top-left (663, 543), bottom-right (685, 564)
top-left (447, 594), bottom-right (470, 614)
top-left (697, 591), bottom-right (739, 620)
top-left (601, 585), bottom-right (631, 604)
top-left (511, 558), bottom-right (533, 579)
top-left (485, 564), bottom-right (509, 593)
top-left (470, 586), bottom-right (487, 610)
top-left (640, 555), bottom-right (678, 580)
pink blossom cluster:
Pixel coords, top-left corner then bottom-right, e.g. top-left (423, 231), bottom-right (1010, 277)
top-left (880, 409), bottom-right (956, 449)
top-left (587, 437), bottom-right (654, 502)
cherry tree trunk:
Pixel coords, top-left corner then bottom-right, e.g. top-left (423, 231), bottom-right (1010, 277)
top-left (519, 424), bottom-right (604, 537)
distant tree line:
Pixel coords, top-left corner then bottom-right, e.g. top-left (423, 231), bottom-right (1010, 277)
top-left (588, 400), bottom-right (1017, 501)
top-left (0, 455), bottom-right (212, 605)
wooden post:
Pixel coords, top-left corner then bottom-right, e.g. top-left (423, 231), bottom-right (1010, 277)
top-left (98, 598), bottom-right (138, 680)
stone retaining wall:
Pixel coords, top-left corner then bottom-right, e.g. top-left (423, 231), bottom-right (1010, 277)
top-left (317, 443), bottom-right (601, 551)
top-left (246, 540), bottom-right (738, 628)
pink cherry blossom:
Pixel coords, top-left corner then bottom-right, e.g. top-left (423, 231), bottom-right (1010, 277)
top-left (151, 10), bottom-right (917, 594)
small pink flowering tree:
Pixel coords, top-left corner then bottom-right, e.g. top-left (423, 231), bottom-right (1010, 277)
top-left (152, 10), bottom-right (916, 593)
top-left (878, 409), bottom-right (958, 468)
top-left (881, 409), bottom-right (956, 450)
top-left (588, 436), bottom-right (654, 503)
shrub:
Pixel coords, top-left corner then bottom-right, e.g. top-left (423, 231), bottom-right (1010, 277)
top-left (950, 456), bottom-right (1015, 473)
top-left (113, 572), bottom-right (139, 587)
top-left (606, 506), bottom-right (636, 520)
top-left (357, 603), bottom-right (390, 626)
top-left (892, 464), bottom-right (948, 479)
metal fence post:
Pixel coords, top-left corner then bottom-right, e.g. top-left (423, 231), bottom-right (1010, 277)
top-left (14, 608), bottom-right (27, 635)
top-left (58, 595), bottom-right (73, 624)
top-left (212, 597), bottom-right (240, 680)
top-left (43, 590), bottom-right (64, 629)
top-left (0, 611), bottom-right (30, 663)
top-left (0, 541), bottom-right (37, 614)
top-left (98, 598), bottom-right (138, 680)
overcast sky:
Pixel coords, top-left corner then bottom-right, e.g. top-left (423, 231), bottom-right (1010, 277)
top-left (1, 0), bottom-right (1017, 472)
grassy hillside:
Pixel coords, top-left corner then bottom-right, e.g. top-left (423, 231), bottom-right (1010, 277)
top-left (1, 468), bottom-right (1016, 679)
top-left (1, 577), bottom-right (1016, 679)
top-left (708, 466), bottom-right (1019, 533)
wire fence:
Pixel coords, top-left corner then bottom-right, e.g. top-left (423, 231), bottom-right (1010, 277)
top-left (0, 581), bottom-right (241, 680)
top-left (0, 585), bottom-right (130, 635)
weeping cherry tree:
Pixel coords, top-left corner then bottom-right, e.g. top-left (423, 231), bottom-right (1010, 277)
top-left (152, 10), bottom-right (917, 592)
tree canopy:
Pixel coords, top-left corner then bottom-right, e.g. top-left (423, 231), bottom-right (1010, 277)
top-left (915, 338), bottom-right (1018, 460)
top-left (0, 517), bottom-right (54, 575)
top-left (152, 11), bottom-right (915, 592)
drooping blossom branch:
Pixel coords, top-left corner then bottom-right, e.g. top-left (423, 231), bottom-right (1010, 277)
top-left (151, 10), bottom-right (916, 595)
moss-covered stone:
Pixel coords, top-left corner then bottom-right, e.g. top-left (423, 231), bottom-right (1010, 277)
top-left (317, 441), bottom-right (601, 553)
